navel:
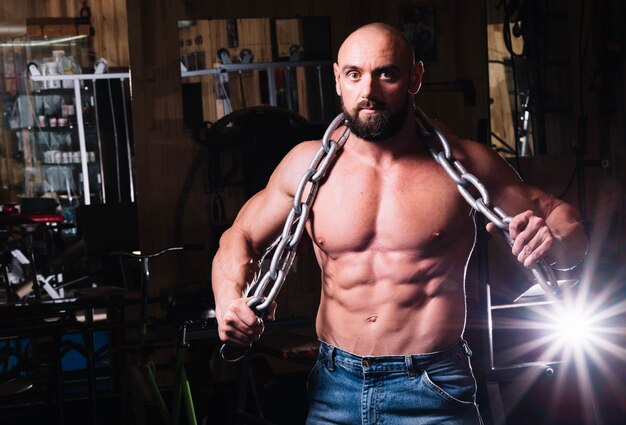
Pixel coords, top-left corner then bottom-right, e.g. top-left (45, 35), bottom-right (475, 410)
top-left (366, 315), bottom-right (378, 323)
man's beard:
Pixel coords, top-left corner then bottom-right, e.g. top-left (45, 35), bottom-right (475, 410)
top-left (342, 94), bottom-right (410, 142)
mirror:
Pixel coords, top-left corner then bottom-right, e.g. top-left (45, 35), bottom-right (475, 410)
top-left (177, 17), bottom-right (336, 128)
top-left (487, 20), bottom-right (534, 158)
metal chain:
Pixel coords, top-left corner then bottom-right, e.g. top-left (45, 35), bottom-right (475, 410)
top-left (220, 110), bottom-right (559, 362)
top-left (247, 108), bottom-right (558, 312)
top-left (414, 107), bottom-right (558, 293)
top-left (221, 114), bottom-right (349, 361)
top-left (245, 113), bottom-right (351, 315)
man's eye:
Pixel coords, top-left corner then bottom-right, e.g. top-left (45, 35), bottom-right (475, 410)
top-left (380, 71), bottom-right (396, 80)
top-left (347, 71), bottom-right (360, 80)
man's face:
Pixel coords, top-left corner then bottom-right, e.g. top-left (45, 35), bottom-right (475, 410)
top-left (334, 27), bottom-right (421, 142)
top-left (341, 92), bottom-right (410, 142)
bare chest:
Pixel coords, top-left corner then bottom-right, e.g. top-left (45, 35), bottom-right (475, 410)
top-left (308, 159), bottom-right (474, 256)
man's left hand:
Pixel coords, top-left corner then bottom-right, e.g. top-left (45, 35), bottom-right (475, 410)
top-left (486, 210), bottom-right (555, 268)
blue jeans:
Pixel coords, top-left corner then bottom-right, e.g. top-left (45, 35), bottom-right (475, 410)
top-left (306, 339), bottom-right (483, 425)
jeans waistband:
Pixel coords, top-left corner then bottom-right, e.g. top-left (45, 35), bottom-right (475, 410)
top-left (317, 339), bottom-right (471, 377)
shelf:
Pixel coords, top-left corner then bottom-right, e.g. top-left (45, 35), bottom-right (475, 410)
top-left (32, 88), bottom-right (79, 96)
top-left (13, 125), bottom-right (76, 132)
top-left (40, 162), bottom-right (99, 167)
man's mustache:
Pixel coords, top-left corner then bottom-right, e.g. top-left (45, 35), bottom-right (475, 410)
top-left (356, 99), bottom-right (388, 110)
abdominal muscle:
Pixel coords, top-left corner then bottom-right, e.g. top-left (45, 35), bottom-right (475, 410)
top-left (304, 143), bottom-right (476, 356)
top-left (313, 245), bottom-right (472, 356)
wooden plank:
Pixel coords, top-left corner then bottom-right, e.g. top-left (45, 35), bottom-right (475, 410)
top-left (296, 67), bottom-right (309, 119)
top-left (90, 0), bottom-right (130, 67)
top-left (487, 23), bottom-right (521, 154)
top-left (26, 21), bottom-right (89, 38)
top-left (236, 18), bottom-right (271, 62)
top-left (203, 20), bottom-right (228, 122)
top-left (275, 18), bottom-right (302, 58)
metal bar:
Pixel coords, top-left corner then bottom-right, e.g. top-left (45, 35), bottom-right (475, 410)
top-left (181, 365), bottom-right (198, 425)
top-left (267, 66), bottom-right (277, 106)
top-left (119, 79), bottom-right (135, 202)
top-left (284, 66), bottom-right (293, 110)
top-left (31, 72), bottom-right (130, 82)
top-left (181, 60), bottom-right (332, 78)
top-left (73, 81), bottom-right (91, 205)
top-left (91, 81), bottom-right (106, 203)
top-left (317, 65), bottom-right (325, 120)
top-left (486, 283), bottom-right (495, 371)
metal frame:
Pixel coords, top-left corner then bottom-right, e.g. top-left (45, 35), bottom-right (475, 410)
top-left (29, 72), bottom-right (131, 205)
top-left (181, 60), bottom-right (333, 118)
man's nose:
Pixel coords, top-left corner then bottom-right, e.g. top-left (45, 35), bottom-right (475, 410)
top-left (360, 74), bottom-right (379, 99)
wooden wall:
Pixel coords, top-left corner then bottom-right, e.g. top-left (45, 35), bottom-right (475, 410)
top-left (0, 0), bottom-right (129, 67)
top-left (123, 0), bottom-right (493, 311)
top-left (483, 0), bottom-right (626, 298)
top-left (132, 0), bottom-right (626, 314)
top-left (1, 0), bottom-right (623, 315)
top-left (179, 18), bottom-right (310, 123)
top-left (0, 0), bottom-right (490, 298)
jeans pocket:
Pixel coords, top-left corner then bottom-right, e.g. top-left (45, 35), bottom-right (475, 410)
top-left (421, 354), bottom-right (477, 406)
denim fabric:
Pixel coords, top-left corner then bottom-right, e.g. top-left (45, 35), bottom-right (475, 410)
top-left (306, 339), bottom-right (483, 425)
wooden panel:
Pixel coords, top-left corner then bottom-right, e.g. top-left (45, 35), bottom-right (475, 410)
top-left (274, 18), bottom-right (309, 118)
top-left (235, 18), bottom-right (271, 62)
top-left (120, 0), bottom-right (626, 311)
top-left (487, 23), bottom-right (519, 153)
top-left (295, 67), bottom-right (309, 118)
top-left (275, 18), bottom-right (302, 58)
top-left (198, 20), bottom-right (227, 122)
top-left (40, 0), bottom-right (79, 17)
top-left (180, 18), bottom-right (273, 122)
top-left (90, 0), bottom-right (130, 67)
top-left (0, 1), bottom-right (129, 68)
top-left (25, 20), bottom-right (90, 38)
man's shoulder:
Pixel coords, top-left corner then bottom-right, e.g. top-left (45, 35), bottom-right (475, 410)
top-left (271, 140), bottom-right (324, 191)
top-left (282, 139), bottom-right (323, 168)
top-left (292, 139), bottom-right (323, 155)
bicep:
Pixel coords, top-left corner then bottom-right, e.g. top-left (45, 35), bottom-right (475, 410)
top-left (228, 184), bottom-right (294, 257)
top-left (223, 140), bottom-right (318, 256)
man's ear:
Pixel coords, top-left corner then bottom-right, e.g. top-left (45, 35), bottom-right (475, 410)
top-left (409, 61), bottom-right (425, 95)
top-left (333, 62), bottom-right (341, 96)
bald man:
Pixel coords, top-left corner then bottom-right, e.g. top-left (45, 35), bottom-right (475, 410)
top-left (212, 23), bottom-right (587, 424)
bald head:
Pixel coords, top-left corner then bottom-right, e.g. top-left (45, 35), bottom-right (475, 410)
top-left (338, 23), bottom-right (416, 69)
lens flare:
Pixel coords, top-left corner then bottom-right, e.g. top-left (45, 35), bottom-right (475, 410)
top-left (552, 306), bottom-right (593, 347)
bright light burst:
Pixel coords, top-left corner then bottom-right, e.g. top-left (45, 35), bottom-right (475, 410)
top-left (552, 306), bottom-right (593, 347)
top-left (494, 269), bottom-right (626, 424)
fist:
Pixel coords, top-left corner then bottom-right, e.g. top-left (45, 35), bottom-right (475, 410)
top-left (486, 210), bottom-right (554, 268)
top-left (217, 298), bottom-right (277, 347)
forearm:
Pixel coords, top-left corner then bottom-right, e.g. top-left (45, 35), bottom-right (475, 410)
top-left (544, 201), bottom-right (588, 269)
top-left (211, 227), bottom-right (260, 318)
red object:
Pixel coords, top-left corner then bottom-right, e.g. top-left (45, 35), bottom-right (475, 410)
top-left (0, 213), bottom-right (64, 225)
top-left (2, 204), bottom-right (17, 213)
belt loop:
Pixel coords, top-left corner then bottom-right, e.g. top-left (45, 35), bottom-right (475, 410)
top-left (327, 345), bottom-right (336, 371)
top-left (462, 339), bottom-right (472, 357)
top-left (405, 355), bottom-right (417, 379)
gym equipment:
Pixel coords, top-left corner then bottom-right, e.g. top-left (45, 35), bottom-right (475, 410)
top-left (114, 245), bottom-right (209, 425)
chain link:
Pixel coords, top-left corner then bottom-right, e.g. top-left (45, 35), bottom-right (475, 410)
top-left (246, 113), bottom-right (350, 314)
top-left (414, 108), bottom-right (558, 293)
top-left (247, 108), bottom-right (558, 315)
top-left (221, 110), bottom-right (560, 361)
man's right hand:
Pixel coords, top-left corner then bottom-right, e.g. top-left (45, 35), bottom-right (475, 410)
top-left (217, 298), bottom-right (277, 347)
